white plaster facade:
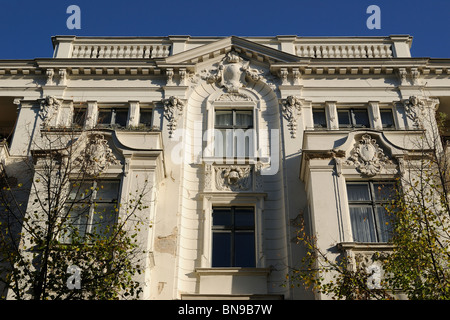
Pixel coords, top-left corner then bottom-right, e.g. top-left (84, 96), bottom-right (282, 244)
top-left (0, 35), bottom-right (449, 300)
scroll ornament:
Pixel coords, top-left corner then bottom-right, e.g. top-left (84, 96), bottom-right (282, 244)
top-left (347, 134), bottom-right (392, 176)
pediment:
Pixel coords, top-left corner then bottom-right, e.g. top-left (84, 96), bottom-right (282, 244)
top-left (159, 36), bottom-right (303, 66)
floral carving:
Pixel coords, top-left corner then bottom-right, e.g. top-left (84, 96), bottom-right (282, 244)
top-left (281, 96), bottom-right (302, 138)
top-left (347, 134), bottom-right (392, 176)
top-left (75, 133), bottom-right (121, 177)
top-left (39, 96), bottom-right (62, 127)
top-left (162, 96), bottom-right (185, 138)
top-left (215, 165), bottom-right (251, 191)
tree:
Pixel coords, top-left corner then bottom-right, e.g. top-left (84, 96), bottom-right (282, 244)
top-left (0, 115), bottom-right (151, 299)
top-left (288, 96), bottom-right (450, 300)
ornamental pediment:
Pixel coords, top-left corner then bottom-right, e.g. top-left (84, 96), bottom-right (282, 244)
top-left (160, 36), bottom-right (303, 66)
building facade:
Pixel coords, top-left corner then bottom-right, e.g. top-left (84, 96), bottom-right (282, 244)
top-left (0, 35), bottom-right (450, 299)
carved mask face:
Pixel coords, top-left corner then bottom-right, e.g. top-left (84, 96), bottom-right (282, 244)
top-left (227, 170), bottom-right (240, 185)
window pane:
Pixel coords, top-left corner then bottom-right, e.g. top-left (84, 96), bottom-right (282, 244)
top-left (91, 203), bottom-right (117, 238)
top-left (350, 206), bottom-right (377, 242)
top-left (212, 208), bottom-right (232, 226)
top-left (114, 109), bottom-right (128, 127)
top-left (234, 208), bottom-right (254, 227)
top-left (338, 110), bottom-right (351, 127)
top-left (235, 111), bottom-right (253, 127)
top-left (375, 206), bottom-right (393, 242)
top-left (372, 182), bottom-right (395, 201)
top-left (353, 110), bottom-right (370, 127)
top-left (313, 109), bottom-right (327, 128)
top-left (381, 110), bottom-right (395, 128)
top-left (95, 181), bottom-right (120, 201)
top-left (97, 110), bottom-right (112, 125)
top-left (215, 111), bottom-right (233, 127)
top-left (347, 183), bottom-right (371, 201)
top-left (139, 110), bottom-right (152, 126)
top-left (235, 232), bottom-right (255, 267)
top-left (69, 182), bottom-right (94, 201)
top-left (234, 129), bottom-right (253, 158)
top-left (73, 108), bottom-right (86, 127)
top-left (212, 232), bottom-right (231, 267)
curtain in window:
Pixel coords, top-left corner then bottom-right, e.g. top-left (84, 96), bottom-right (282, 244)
top-left (350, 206), bottom-right (377, 242)
top-left (235, 111), bottom-right (253, 127)
top-left (347, 184), bottom-right (370, 201)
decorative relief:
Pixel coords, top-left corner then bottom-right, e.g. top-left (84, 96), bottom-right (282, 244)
top-left (215, 165), bottom-right (252, 191)
top-left (281, 96), bottom-right (302, 138)
top-left (39, 96), bottom-right (62, 127)
top-left (75, 133), bottom-right (121, 177)
top-left (346, 134), bottom-right (393, 176)
top-left (216, 92), bottom-right (252, 102)
top-left (201, 50), bottom-right (261, 93)
top-left (162, 96), bottom-right (185, 138)
top-left (402, 95), bottom-right (424, 128)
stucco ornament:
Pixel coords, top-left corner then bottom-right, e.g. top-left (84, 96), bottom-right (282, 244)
top-left (347, 134), bottom-right (392, 176)
top-left (39, 96), bottom-right (62, 127)
top-left (402, 95), bottom-right (424, 128)
top-left (281, 96), bottom-right (302, 138)
top-left (162, 96), bottom-right (185, 138)
top-left (215, 165), bottom-right (251, 191)
top-left (202, 50), bottom-right (261, 93)
top-left (75, 133), bottom-right (121, 177)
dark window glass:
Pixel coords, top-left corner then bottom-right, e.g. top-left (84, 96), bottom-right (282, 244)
top-left (313, 109), bottom-right (327, 128)
top-left (212, 206), bottom-right (255, 267)
top-left (380, 110), bottom-right (395, 129)
top-left (338, 109), bottom-right (370, 128)
top-left (73, 108), bottom-right (86, 127)
top-left (139, 110), bottom-right (153, 127)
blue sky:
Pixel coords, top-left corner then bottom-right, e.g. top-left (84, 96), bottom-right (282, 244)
top-left (0, 0), bottom-right (449, 59)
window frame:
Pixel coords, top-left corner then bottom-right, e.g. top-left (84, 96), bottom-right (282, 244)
top-left (211, 206), bottom-right (256, 268)
top-left (312, 107), bottom-right (327, 129)
top-left (213, 108), bottom-right (255, 158)
top-left (380, 108), bottom-right (396, 130)
top-left (346, 180), bottom-right (395, 243)
top-left (338, 108), bottom-right (370, 129)
top-left (62, 179), bottom-right (121, 242)
top-left (96, 107), bottom-right (129, 128)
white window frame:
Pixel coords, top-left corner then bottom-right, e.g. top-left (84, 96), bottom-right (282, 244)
top-left (200, 194), bottom-right (265, 268)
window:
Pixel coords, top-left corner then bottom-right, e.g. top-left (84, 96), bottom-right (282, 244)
top-left (138, 108), bottom-right (152, 127)
top-left (97, 108), bottom-right (128, 128)
top-left (72, 108), bottom-right (86, 128)
top-left (313, 108), bottom-right (327, 129)
top-left (380, 109), bottom-right (395, 129)
top-left (347, 181), bottom-right (395, 243)
top-left (62, 180), bottom-right (120, 242)
top-left (338, 109), bottom-right (370, 129)
top-left (212, 206), bottom-right (255, 267)
top-left (214, 109), bottom-right (253, 158)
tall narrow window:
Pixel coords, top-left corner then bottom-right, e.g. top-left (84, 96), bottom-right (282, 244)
top-left (313, 108), bottom-right (327, 129)
top-left (347, 181), bottom-right (395, 243)
top-left (338, 109), bottom-right (370, 129)
top-left (212, 206), bottom-right (255, 267)
top-left (139, 109), bottom-right (153, 128)
top-left (214, 109), bottom-right (253, 158)
top-left (62, 180), bottom-right (120, 242)
top-left (380, 109), bottom-right (395, 129)
top-left (72, 108), bottom-right (86, 128)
